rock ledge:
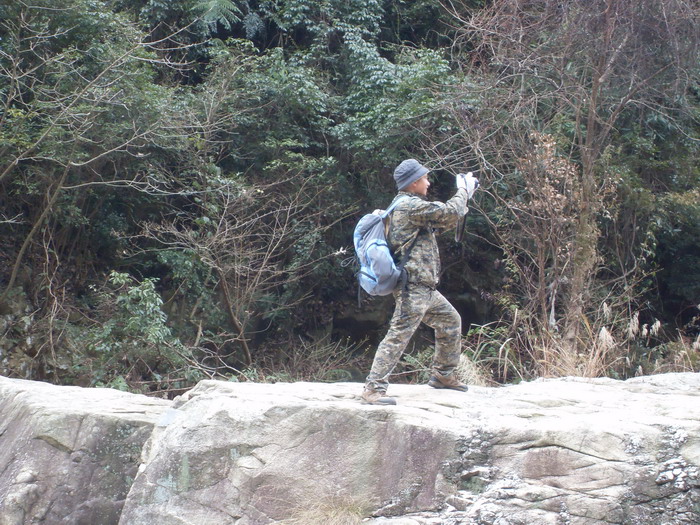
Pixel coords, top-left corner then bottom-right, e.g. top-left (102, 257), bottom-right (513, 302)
top-left (1, 373), bottom-right (699, 524)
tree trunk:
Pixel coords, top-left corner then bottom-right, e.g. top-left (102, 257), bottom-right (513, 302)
top-left (217, 269), bottom-right (253, 366)
top-left (1, 160), bottom-right (72, 301)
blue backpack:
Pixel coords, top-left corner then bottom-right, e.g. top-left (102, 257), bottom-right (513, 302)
top-left (353, 196), bottom-right (419, 299)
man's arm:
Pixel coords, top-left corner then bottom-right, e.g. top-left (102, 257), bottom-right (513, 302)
top-left (404, 189), bottom-right (469, 230)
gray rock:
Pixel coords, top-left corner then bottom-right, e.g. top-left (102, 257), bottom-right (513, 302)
top-left (2, 373), bottom-right (700, 524)
top-left (0, 377), bottom-right (170, 525)
top-left (120, 380), bottom-right (458, 524)
top-left (119, 374), bottom-right (700, 525)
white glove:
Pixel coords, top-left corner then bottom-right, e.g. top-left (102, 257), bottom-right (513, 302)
top-left (456, 173), bottom-right (468, 191)
top-left (457, 172), bottom-right (479, 199)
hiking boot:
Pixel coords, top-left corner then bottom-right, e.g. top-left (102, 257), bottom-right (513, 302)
top-left (428, 372), bottom-right (468, 392)
top-left (361, 388), bottom-right (397, 405)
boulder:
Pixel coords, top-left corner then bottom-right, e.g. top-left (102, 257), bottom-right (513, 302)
top-left (119, 374), bottom-right (700, 525)
top-left (0, 377), bottom-right (170, 525)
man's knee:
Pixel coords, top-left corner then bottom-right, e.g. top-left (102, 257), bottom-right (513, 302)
top-left (433, 308), bottom-right (462, 348)
top-left (450, 308), bottom-right (461, 327)
top-left (436, 307), bottom-right (461, 334)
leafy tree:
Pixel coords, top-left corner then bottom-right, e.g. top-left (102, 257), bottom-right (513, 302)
top-left (0, 0), bottom-right (208, 389)
top-left (441, 0), bottom-right (700, 375)
top-left (3, 0), bottom-right (696, 390)
top-left (0, 0), bottom-right (191, 299)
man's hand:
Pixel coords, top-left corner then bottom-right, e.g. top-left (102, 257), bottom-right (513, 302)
top-left (457, 172), bottom-right (479, 199)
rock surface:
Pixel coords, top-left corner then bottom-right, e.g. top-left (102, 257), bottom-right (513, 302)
top-left (1, 373), bottom-right (699, 524)
top-left (0, 377), bottom-right (170, 525)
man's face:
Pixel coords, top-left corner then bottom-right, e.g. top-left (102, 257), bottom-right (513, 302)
top-left (409, 174), bottom-right (430, 196)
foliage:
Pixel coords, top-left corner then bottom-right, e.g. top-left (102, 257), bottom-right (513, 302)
top-left (656, 190), bottom-right (700, 314)
top-left (435, 0), bottom-right (700, 378)
top-left (80, 272), bottom-right (191, 389)
top-left (193, 0), bottom-right (243, 31)
top-left (1, 0), bottom-right (699, 391)
top-left (334, 32), bottom-right (451, 159)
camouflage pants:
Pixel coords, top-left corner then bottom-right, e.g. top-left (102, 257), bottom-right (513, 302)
top-left (365, 285), bottom-right (462, 393)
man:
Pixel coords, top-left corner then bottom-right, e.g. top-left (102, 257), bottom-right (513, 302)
top-left (361, 158), bottom-right (478, 405)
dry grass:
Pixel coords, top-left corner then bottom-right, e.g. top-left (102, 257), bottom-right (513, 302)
top-left (279, 498), bottom-right (368, 525)
top-left (456, 354), bottom-right (494, 386)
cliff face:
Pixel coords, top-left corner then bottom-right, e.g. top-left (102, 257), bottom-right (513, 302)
top-left (1, 374), bottom-right (699, 525)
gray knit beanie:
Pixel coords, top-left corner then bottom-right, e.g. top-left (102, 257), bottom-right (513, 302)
top-left (393, 159), bottom-right (429, 190)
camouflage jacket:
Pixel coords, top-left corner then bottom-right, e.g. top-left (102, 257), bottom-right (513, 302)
top-left (387, 188), bottom-right (469, 288)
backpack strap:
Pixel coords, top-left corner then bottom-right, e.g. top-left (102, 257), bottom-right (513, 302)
top-left (455, 215), bottom-right (467, 242)
top-left (383, 194), bottom-right (421, 283)
top-left (388, 195), bottom-right (423, 293)
top-left (395, 229), bottom-right (421, 290)
top-left (380, 195), bottom-right (409, 219)
top-left (381, 195), bottom-right (408, 238)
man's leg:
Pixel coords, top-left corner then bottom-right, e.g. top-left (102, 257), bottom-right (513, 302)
top-left (422, 291), bottom-right (468, 391)
top-left (364, 286), bottom-right (431, 395)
